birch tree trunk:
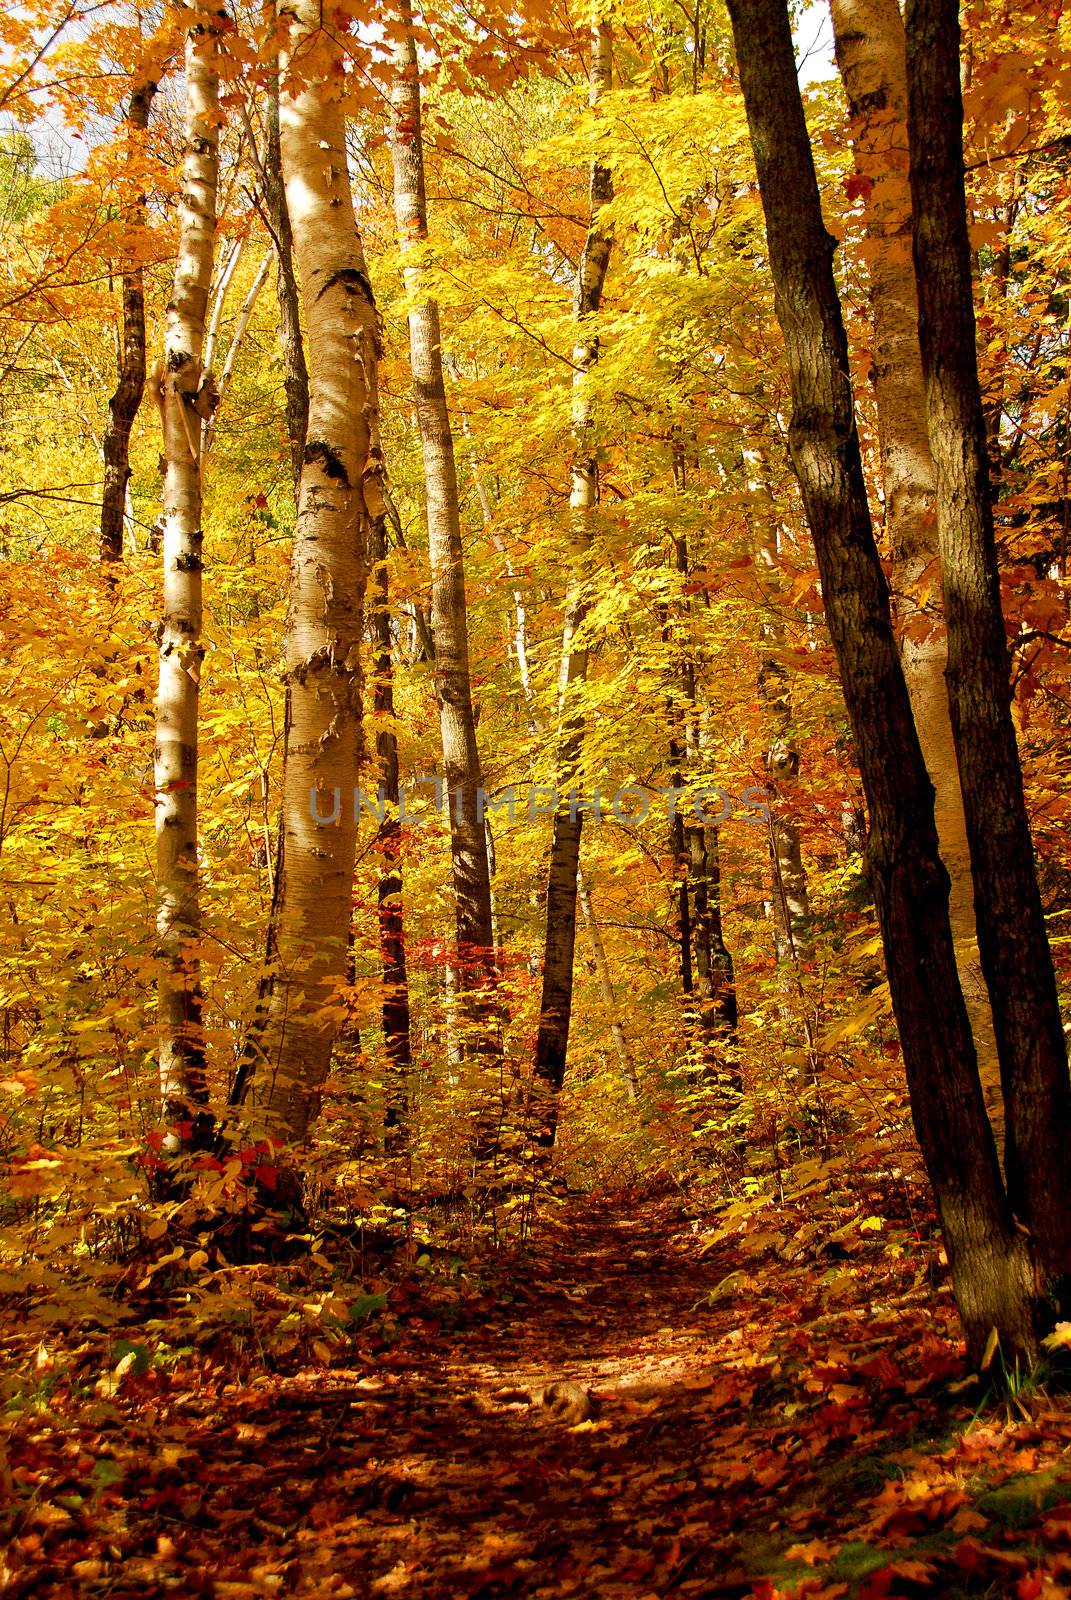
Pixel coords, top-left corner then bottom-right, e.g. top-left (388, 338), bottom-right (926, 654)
top-left (101, 78), bottom-right (156, 564)
top-left (726, 0), bottom-right (1040, 1365)
top-left (532, 20), bottom-right (614, 1148)
top-left (389, 8), bottom-right (498, 1050)
top-left (905, 0), bottom-right (1071, 1302)
top-left (253, 1), bottom-right (379, 1148)
top-left (201, 250), bottom-right (271, 459)
top-left (201, 237), bottom-right (243, 382)
top-left (263, 52), bottom-right (309, 491)
top-left (154, 11), bottom-right (218, 1153)
top-left (227, 92), bottom-right (308, 1118)
top-left (829, 0), bottom-right (998, 1086)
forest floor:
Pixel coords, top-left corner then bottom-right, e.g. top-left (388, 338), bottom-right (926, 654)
top-left (6, 1183), bottom-right (1071, 1599)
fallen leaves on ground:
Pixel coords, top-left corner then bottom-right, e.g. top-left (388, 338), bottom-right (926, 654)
top-left (4, 1182), bottom-right (1071, 1598)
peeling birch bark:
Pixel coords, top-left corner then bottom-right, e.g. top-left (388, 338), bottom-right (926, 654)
top-left (253, 0), bottom-right (379, 1147)
top-left (154, 7), bottom-right (219, 1153)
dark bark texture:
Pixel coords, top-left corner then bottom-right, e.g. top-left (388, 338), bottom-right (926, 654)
top-left (101, 80), bottom-right (156, 563)
top-left (532, 23), bottom-right (615, 1140)
top-left (369, 505), bottom-right (413, 1137)
top-left (726, 0), bottom-right (1039, 1365)
top-left (905, 0), bottom-right (1071, 1301)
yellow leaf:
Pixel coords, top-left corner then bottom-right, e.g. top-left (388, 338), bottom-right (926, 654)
top-left (980, 1326), bottom-right (1000, 1372)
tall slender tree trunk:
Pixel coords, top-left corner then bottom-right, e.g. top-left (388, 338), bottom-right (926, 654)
top-left (459, 392), bottom-right (636, 1104)
top-left (201, 237), bottom-right (243, 382)
top-left (253, 1), bottom-right (379, 1150)
top-left (532, 20), bottom-right (614, 1148)
top-left (667, 732), bottom-right (693, 997)
top-left (101, 79), bottom-right (156, 565)
top-left (664, 505), bottom-right (694, 998)
top-left (228, 92), bottom-right (308, 1117)
top-left (389, 9), bottom-right (498, 1041)
top-left (906, 0), bottom-right (1071, 1301)
top-left (369, 500), bottom-right (412, 1140)
top-left (262, 53), bottom-right (309, 490)
top-left (577, 869), bottom-right (638, 1098)
top-left (725, 0), bottom-right (1039, 1365)
top-left (202, 250), bottom-right (271, 459)
top-left (665, 483), bottom-right (737, 1072)
top-left (752, 514), bottom-right (811, 968)
top-left (688, 823), bottom-right (738, 1056)
top-left (154, 11), bottom-right (219, 1154)
top-left (829, 0), bottom-right (998, 1084)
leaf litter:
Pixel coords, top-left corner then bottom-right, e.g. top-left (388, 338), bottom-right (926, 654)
top-left (4, 1181), bottom-right (1071, 1599)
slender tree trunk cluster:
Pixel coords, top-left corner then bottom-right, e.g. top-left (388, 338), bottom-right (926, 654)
top-left (725, 0), bottom-right (1044, 1364)
top-left (109, 0), bottom-right (1069, 1369)
top-left (260, 51), bottom-right (309, 494)
top-left (663, 458), bottom-right (739, 1082)
top-left (750, 495), bottom-right (811, 973)
top-left (905, 0), bottom-right (1071, 1307)
top-left (828, 0), bottom-right (997, 1084)
top-left (389, 5), bottom-right (501, 1112)
top-left (369, 464), bottom-right (412, 1142)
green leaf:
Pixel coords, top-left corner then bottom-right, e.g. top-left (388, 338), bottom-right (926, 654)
top-left (347, 1291), bottom-right (389, 1323)
top-left (111, 1341), bottom-right (151, 1376)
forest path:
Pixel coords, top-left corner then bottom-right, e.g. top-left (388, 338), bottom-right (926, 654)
top-left (9, 1187), bottom-right (1071, 1599)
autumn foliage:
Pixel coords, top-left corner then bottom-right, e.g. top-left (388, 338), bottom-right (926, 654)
top-left (2, 0), bottom-right (1071, 1593)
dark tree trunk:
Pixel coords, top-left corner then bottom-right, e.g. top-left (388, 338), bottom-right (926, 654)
top-left (531, 22), bottom-right (614, 1148)
top-left (905, 0), bottom-right (1071, 1307)
top-left (101, 80), bottom-right (156, 564)
top-left (670, 742), bottom-right (693, 996)
top-left (667, 525), bottom-right (694, 996)
top-left (533, 795), bottom-right (583, 1144)
top-left (726, 0), bottom-right (1039, 1366)
top-left (369, 504), bottom-right (412, 1141)
top-left (688, 824), bottom-right (738, 1057)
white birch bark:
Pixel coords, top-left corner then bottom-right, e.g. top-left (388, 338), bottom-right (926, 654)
top-left (202, 250), bottom-right (271, 458)
top-left (253, 1), bottom-right (380, 1145)
top-left (154, 6), bottom-right (219, 1149)
top-left (389, 6), bottom-right (498, 1024)
top-left (201, 236), bottom-right (243, 379)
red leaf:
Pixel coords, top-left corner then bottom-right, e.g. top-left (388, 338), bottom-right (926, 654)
top-left (844, 173), bottom-right (874, 202)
